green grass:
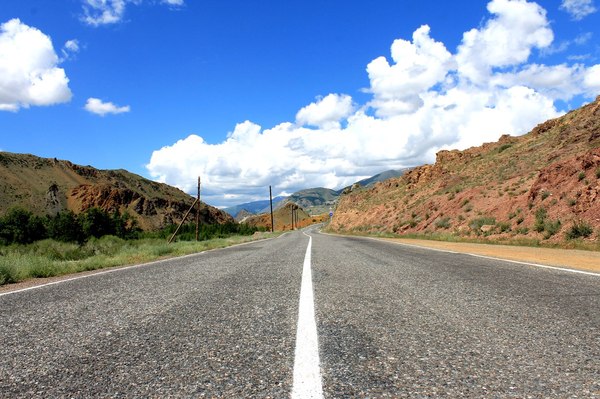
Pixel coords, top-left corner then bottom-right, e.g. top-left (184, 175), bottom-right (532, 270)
top-left (0, 233), bottom-right (280, 286)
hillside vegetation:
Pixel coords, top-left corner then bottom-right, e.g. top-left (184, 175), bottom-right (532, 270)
top-left (0, 153), bottom-right (232, 230)
top-left (330, 96), bottom-right (600, 246)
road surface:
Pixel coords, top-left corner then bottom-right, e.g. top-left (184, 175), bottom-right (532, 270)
top-left (1, 228), bottom-right (599, 397)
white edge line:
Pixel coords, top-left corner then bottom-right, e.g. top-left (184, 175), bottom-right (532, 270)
top-left (0, 235), bottom-right (283, 298)
top-left (319, 231), bottom-right (600, 278)
top-left (291, 231), bottom-right (324, 399)
top-left (467, 253), bottom-right (600, 277)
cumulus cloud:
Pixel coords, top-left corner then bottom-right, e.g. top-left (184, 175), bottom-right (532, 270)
top-left (367, 25), bottom-right (453, 116)
top-left (0, 19), bottom-right (72, 112)
top-left (296, 94), bottom-right (354, 129)
top-left (81, 0), bottom-right (184, 26)
top-left (560, 0), bottom-right (597, 20)
top-left (85, 98), bottom-right (130, 116)
top-left (147, 0), bottom-right (600, 207)
top-left (456, 0), bottom-right (553, 85)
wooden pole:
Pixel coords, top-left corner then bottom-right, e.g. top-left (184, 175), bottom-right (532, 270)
top-left (195, 176), bottom-right (201, 241)
top-left (168, 198), bottom-right (199, 244)
top-left (269, 185), bottom-right (274, 233)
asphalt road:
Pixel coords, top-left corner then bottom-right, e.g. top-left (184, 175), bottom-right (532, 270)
top-left (1, 229), bottom-right (599, 398)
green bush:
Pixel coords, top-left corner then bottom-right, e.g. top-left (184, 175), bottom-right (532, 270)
top-left (534, 207), bottom-right (547, 233)
top-left (469, 217), bottom-right (496, 231)
top-left (0, 208), bottom-right (47, 245)
top-left (497, 222), bottom-right (511, 233)
top-left (566, 220), bottom-right (593, 239)
top-left (435, 217), bottom-right (451, 229)
top-left (543, 220), bottom-right (561, 239)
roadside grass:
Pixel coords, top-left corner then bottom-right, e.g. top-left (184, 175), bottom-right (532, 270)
top-left (0, 233), bottom-right (280, 286)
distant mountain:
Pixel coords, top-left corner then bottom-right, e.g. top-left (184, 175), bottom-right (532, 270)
top-left (276, 187), bottom-right (339, 215)
top-left (277, 170), bottom-right (411, 215)
top-left (224, 169), bottom-right (411, 218)
top-left (223, 196), bottom-right (287, 217)
top-left (354, 169), bottom-right (411, 188)
top-left (0, 152), bottom-right (233, 230)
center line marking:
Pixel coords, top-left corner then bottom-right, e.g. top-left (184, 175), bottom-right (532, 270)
top-left (291, 233), bottom-right (324, 399)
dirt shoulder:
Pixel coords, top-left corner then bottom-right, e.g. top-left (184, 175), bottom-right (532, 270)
top-left (376, 237), bottom-right (600, 274)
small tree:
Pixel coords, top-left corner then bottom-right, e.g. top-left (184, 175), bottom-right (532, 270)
top-left (80, 208), bottom-right (115, 239)
top-left (0, 208), bottom-right (47, 245)
top-left (46, 210), bottom-right (85, 243)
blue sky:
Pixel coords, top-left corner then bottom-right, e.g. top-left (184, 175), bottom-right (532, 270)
top-left (1, 0), bottom-right (599, 207)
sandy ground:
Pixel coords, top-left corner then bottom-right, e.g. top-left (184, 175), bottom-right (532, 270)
top-left (379, 238), bottom-right (600, 274)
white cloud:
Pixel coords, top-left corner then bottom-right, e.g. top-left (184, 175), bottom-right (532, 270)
top-left (84, 98), bottom-right (130, 116)
top-left (296, 94), bottom-right (354, 129)
top-left (583, 65), bottom-right (600, 91)
top-left (61, 39), bottom-right (80, 61)
top-left (560, 0), bottom-right (597, 20)
top-left (366, 25), bottom-right (453, 117)
top-left (81, 0), bottom-right (184, 26)
top-left (456, 0), bottom-right (553, 85)
top-left (82, 0), bottom-right (127, 26)
top-left (0, 19), bottom-right (72, 112)
top-left (64, 39), bottom-right (80, 53)
top-left (146, 0), bottom-right (600, 207)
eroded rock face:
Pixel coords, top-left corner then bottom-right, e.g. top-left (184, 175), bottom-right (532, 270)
top-left (45, 183), bottom-right (63, 216)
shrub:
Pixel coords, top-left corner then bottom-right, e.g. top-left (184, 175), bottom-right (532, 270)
top-left (578, 171), bottom-right (586, 181)
top-left (469, 217), bottom-right (496, 231)
top-left (596, 168), bottom-right (600, 179)
top-left (498, 143), bottom-right (512, 153)
top-left (566, 220), bottom-right (593, 239)
top-left (543, 220), bottom-right (561, 239)
top-left (497, 222), bottom-right (511, 233)
top-left (541, 191), bottom-right (550, 200)
top-left (0, 208), bottom-right (47, 245)
top-left (46, 211), bottom-right (84, 243)
top-left (534, 207), bottom-right (547, 233)
top-left (435, 217), bottom-right (451, 229)
top-left (516, 227), bottom-right (529, 235)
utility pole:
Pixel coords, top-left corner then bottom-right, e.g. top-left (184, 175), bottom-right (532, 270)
top-left (195, 176), bottom-right (201, 241)
top-left (269, 185), bottom-right (274, 233)
top-left (291, 204), bottom-right (294, 230)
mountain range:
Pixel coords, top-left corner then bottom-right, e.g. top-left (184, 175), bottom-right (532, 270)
top-left (224, 169), bottom-right (409, 218)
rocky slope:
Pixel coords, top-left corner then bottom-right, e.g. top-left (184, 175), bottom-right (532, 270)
top-left (0, 153), bottom-right (233, 230)
top-left (330, 96), bottom-right (600, 243)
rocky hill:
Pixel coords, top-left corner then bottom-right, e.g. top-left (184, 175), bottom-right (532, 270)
top-left (330, 96), bottom-right (600, 243)
top-left (0, 153), bottom-right (233, 230)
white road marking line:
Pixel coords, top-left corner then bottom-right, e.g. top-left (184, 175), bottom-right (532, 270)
top-left (331, 233), bottom-right (600, 277)
top-left (468, 253), bottom-right (600, 277)
top-left (291, 233), bottom-right (324, 399)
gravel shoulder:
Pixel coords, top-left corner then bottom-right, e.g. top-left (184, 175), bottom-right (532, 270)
top-left (368, 237), bottom-right (600, 274)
